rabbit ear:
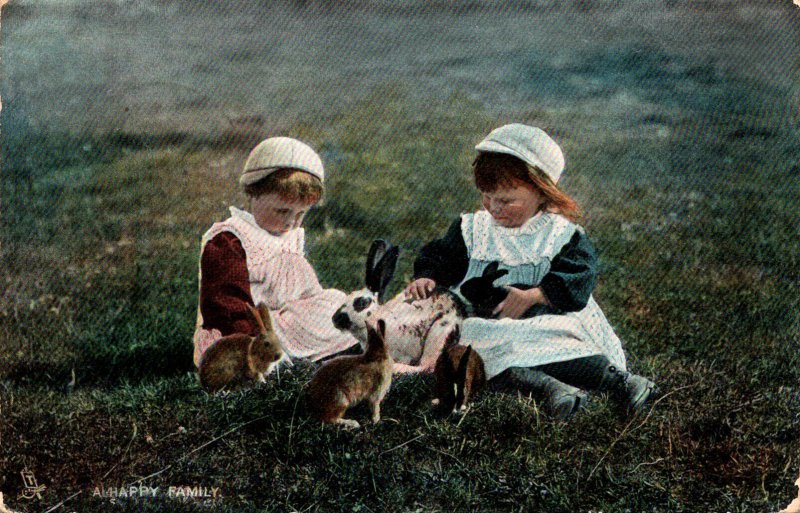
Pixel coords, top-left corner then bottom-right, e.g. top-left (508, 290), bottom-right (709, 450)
top-left (456, 345), bottom-right (473, 381)
top-left (366, 241), bottom-right (399, 300)
top-left (365, 319), bottom-right (386, 349)
top-left (365, 239), bottom-right (388, 292)
top-left (492, 268), bottom-right (509, 281)
top-left (247, 304), bottom-right (263, 333)
top-left (483, 261), bottom-right (500, 277)
top-left (484, 261), bottom-right (508, 282)
top-left (454, 345), bottom-right (474, 407)
top-left (248, 303), bottom-right (271, 334)
top-left (374, 246), bottom-right (399, 301)
top-left (257, 302), bottom-right (273, 331)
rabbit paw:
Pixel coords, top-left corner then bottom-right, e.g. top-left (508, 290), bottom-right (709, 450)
top-left (335, 418), bottom-right (361, 430)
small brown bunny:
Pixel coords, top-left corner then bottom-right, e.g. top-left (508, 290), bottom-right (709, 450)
top-left (432, 344), bottom-right (486, 414)
top-left (306, 319), bottom-right (393, 429)
top-left (198, 302), bottom-right (284, 393)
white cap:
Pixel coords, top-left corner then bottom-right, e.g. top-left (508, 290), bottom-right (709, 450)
top-left (475, 123), bottom-right (565, 183)
top-left (239, 137), bottom-right (324, 186)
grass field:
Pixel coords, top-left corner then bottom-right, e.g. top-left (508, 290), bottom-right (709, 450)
top-left (1, 1), bottom-right (800, 512)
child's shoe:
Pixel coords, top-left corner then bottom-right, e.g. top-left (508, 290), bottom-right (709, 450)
top-left (599, 365), bottom-right (658, 414)
top-left (500, 367), bottom-right (587, 420)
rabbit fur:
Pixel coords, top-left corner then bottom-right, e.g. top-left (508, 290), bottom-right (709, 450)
top-left (198, 302), bottom-right (284, 392)
top-left (433, 342), bottom-right (486, 414)
top-left (332, 240), bottom-right (464, 374)
top-left (459, 261), bottom-right (555, 318)
top-left (458, 261), bottom-right (510, 318)
top-left (306, 319), bottom-right (393, 429)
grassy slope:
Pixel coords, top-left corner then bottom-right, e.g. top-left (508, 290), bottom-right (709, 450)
top-left (2, 4), bottom-right (800, 513)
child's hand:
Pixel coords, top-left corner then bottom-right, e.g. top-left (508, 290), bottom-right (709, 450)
top-left (494, 287), bottom-right (548, 319)
top-left (405, 278), bottom-right (436, 300)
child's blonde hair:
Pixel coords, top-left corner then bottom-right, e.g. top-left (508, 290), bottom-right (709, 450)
top-left (472, 152), bottom-right (582, 222)
top-left (244, 168), bottom-right (323, 204)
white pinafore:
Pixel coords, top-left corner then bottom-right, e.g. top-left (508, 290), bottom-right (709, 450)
top-left (458, 210), bottom-right (627, 379)
top-left (193, 207), bottom-right (357, 366)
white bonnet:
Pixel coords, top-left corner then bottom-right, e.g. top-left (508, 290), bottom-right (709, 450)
top-left (475, 124), bottom-right (565, 183)
top-left (239, 137), bottom-right (324, 186)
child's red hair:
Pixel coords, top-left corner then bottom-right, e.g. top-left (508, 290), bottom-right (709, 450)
top-left (243, 168), bottom-right (323, 204)
top-left (472, 152), bottom-right (581, 222)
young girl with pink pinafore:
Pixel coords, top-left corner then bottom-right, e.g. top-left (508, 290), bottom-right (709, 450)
top-left (193, 137), bottom-right (358, 369)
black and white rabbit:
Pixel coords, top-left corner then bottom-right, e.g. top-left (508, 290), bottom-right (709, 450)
top-left (459, 261), bottom-right (510, 318)
top-left (332, 239), bottom-right (399, 347)
top-left (460, 261), bottom-right (555, 318)
top-left (333, 240), bottom-right (464, 374)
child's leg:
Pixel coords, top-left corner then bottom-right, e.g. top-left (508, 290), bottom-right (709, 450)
top-left (490, 367), bottom-right (586, 420)
top-left (256, 252), bottom-right (360, 361)
top-left (270, 289), bottom-right (360, 361)
top-left (536, 355), bottom-right (610, 389)
top-left (538, 356), bottom-right (658, 414)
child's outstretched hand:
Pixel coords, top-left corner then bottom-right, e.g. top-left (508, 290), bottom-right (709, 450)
top-left (493, 286), bottom-right (549, 319)
top-left (405, 278), bottom-right (436, 300)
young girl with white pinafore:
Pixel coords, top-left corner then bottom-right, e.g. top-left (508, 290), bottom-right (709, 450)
top-left (406, 124), bottom-right (658, 419)
top-left (193, 137), bottom-right (358, 368)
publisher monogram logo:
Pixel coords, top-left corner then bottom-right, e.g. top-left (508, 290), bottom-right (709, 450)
top-left (19, 468), bottom-right (46, 501)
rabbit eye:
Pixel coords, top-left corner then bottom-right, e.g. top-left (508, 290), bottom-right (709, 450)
top-left (353, 296), bottom-right (373, 312)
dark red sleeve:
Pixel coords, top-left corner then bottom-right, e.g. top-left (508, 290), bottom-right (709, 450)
top-left (199, 232), bottom-right (257, 336)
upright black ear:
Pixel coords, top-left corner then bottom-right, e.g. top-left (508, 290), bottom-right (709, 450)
top-left (454, 345), bottom-right (473, 406)
top-left (456, 345), bottom-right (473, 380)
top-left (483, 261), bottom-right (508, 282)
top-left (365, 239), bottom-right (388, 291)
top-left (366, 240), bottom-right (399, 301)
top-left (482, 261), bottom-right (500, 277)
top-left (444, 325), bottom-right (460, 349)
top-left (374, 246), bottom-right (399, 301)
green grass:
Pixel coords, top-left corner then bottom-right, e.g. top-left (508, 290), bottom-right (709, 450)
top-left (2, 36), bottom-right (800, 513)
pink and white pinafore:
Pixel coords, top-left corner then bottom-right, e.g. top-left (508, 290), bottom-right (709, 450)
top-left (193, 207), bottom-right (357, 366)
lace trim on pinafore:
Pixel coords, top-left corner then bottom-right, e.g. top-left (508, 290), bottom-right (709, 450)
top-left (459, 210), bottom-right (577, 287)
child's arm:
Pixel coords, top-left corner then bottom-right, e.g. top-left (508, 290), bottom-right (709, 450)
top-left (494, 286), bottom-right (551, 319)
top-left (410, 218), bottom-right (470, 292)
top-left (538, 229), bottom-right (599, 312)
top-left (199, 232), bottom-right (257, 336)
top-left (497, 231), bottom-right (597, 318)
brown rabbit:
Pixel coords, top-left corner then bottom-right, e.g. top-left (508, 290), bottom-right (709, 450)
top-left (306, 319), bottom-right (393, 429)
top-left (198, 302), bottom-right (284, 393)
top-left (432, 344), bottom-right (486, 414)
